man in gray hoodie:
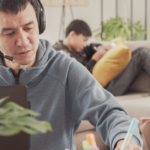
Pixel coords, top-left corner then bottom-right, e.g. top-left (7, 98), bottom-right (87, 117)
top-left (0, 0), bottom-right (142, 150)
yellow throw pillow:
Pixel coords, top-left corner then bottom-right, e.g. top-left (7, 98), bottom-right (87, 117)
top-left (92, 37), bottom-right (131, 87)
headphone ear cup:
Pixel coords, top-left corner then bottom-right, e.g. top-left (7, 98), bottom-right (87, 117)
top-left (39, 6), bottom-right (46, 34)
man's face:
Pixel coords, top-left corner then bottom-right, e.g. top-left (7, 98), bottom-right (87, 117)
top-left (70, 33), bottom-right (89, 52)
top-left (0, 2), bottom-right (39, 67)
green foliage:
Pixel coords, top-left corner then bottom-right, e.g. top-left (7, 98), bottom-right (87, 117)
top-left (93, 17), bottom-right (147, 41)
top-left (0, 97), bottom-right (52, 136)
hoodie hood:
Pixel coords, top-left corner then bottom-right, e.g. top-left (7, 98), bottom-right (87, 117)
top-left (0, 39), bottom-right (56, 86)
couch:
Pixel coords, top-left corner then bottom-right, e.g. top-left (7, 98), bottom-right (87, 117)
top-left (74, 40), bottom-right (150, 150)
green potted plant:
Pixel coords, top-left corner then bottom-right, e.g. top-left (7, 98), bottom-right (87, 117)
top-left (94, 17), bottom-right (147, 41)
top-left (0, 97), bottom-right (52, 136)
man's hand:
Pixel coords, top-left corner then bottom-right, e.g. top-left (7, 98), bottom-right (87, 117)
top-left (91, 45), bottom-right (111, 62)
top-left (115, 140), bottom-right (142, 150)
top-left (141, 117), bottom-right (150, 124)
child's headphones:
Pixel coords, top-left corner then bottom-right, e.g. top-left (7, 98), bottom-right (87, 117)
top-left (37, 0), bottom-right (46, 34)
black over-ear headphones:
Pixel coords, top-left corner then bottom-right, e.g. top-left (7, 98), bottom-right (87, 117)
top-left (37, 0), bottom-right (46, 34)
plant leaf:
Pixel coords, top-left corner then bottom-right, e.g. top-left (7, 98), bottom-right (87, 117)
top-left (94, 17), bottom-right (146, 40)
top-left (0, 125), bottom-right (22, 136)
top-left (0, 96), bottom-right (9, 105)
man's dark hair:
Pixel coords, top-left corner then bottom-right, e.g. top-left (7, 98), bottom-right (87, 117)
top-left (0, 0), bottom-right (40, 21)
top-left (65, 19), bottom-right (92, 37)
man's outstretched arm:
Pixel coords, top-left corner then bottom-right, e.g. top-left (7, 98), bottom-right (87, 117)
top-left (66, 59), bottom-right (143, 150)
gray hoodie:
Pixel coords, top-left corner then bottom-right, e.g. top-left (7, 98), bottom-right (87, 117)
top-left (0, 39), bottom-right (142, 150)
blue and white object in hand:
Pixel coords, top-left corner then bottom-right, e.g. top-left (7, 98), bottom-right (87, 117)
top-left (121, 118), bottom-right (139, 150)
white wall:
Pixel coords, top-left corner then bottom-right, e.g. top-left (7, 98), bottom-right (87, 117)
top-left (40, 0), bottom-right (150, 45)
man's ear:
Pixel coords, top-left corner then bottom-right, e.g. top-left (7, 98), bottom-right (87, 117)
top-left (69, 31), bottom-right (76, 38)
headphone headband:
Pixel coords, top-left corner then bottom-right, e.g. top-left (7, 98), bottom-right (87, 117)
top-left (37, 0), bottom-right (44, 10)
top-left (37, 0), bottom-right (46, 34)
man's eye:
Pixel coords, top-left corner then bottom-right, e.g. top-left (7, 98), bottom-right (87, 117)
top-left (25, 28), bottom-right (32, 31)
top-left (5, 32), bottom-right (14, 36)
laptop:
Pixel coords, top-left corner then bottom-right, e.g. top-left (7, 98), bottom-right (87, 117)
top-left (0, 86), bottom-right (30, 150)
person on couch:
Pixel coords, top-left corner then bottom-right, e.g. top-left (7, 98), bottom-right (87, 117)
top-left (53, 19), bottom-right (150, 96)
top-left (0, 0), bottom-right (143, 150)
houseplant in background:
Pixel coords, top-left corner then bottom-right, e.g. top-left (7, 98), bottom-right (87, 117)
top-left (0, 97), bottom-right (52, 136)
top-left (94, 17), bottom-right (147, 41)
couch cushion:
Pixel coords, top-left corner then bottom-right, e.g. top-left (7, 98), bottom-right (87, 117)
top-left (118, 96), bottom-right (150, 126)
top-left (115, 92), bottom-right (150, 101)
top-left (124, 40), bottom-right (150, 52)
